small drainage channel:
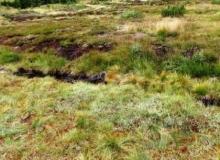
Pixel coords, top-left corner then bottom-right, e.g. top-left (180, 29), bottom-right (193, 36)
top-left (14, 68), bottom-right (106, 84)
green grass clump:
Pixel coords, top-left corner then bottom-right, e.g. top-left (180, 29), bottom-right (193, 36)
top-left (161, 5), bottom-right (186, 17)
top-left (98, 135), bottom-right (123, 151)
top-left (163, 52), bottom-right (220, 77)
top-left (193, 83), bottom-right (209, 96)
top-left (121, 10), bottom-right (144, 19)
top-left (157, 29), bottom-right (179, 41)
top-left (0, 49), bottom-right (20, 64)
top-left (23, 53), bottom-right (67, 72)
top-left (212, 0), bottom-right (220, 4)
top-left (60, 41), bottom-right (70, 47)
top-left (157, 29), bottom-right (178, 37)
top-left (131, 43), bottom-right (142, 57)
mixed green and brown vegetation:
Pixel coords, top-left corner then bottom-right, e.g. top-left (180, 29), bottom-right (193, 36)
top-left (0, 0), bottom-right (220, 159)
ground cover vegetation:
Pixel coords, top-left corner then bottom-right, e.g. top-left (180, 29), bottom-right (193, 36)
top-left (1, 0), bottom-right (77, 9)
top-left (0, 0), bottom-right (220, 159)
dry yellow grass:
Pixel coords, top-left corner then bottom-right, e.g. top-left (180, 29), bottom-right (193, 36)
top-left (117, 17), bottom-right (186, 35)
top-left (155, 17), bottom-right (186, 32)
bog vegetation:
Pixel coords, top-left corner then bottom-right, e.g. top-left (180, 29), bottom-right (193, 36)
top-left (0, 0), bottom-right (220, 159)
top-left (1, 0), bottom-right (77, 8)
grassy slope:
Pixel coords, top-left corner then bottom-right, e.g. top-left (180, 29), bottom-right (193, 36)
top-left (0, 1), bottom-right (220, 159)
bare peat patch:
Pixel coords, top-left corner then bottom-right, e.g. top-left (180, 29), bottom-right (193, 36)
top-left (14, 68), bottom-right (106, 84)
top-left (57, 44), bottom-right (92, 60)
top-left (152, 44), bottom-right (168, 57)
top-left (184, 47), bottom-right (200, 58)
top-left (57, 43), bottom-right (113, 60)
top-left (199, 95), bottom-right (220, 107)
top-left (33, 40), bottom-right (61, 52)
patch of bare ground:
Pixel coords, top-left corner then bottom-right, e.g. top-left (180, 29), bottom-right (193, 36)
top-left (152, 44), bottom-right (168, 57)
top-left (14, 67), bottom-right (106, 84)
top-left (184, 47), bottom-right (201, 58)
top-left (57, 44), bottom-right (92, 60)
top-left (199, 95), bottom-right (220, 107)
top-left (0, 36), bottom-right (114, 60)
top-left (58, 43), bottom-right (113, 60)
top-left (33, 40), bottom-right (61, 52)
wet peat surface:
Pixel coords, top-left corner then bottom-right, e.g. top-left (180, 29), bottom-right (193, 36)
top-left (57, 44), bottom-right (92, 60)
top-left (199, 95), bottom-right (220, 107)
top-left (14, 68), bottom-right (106, 84)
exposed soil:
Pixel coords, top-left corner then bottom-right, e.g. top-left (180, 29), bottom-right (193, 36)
top-left (132, 33), bottom-right (147, 39)
top-left (153, 44), bottom-right (168, 57)
top-left (58, 43), bottom-right (113, 60)
top-left (199, 95), bottom-right (220, 107)
top-left (33, 40), bottom-right (61, 53)
top-left (95, 43), bottom-right (113, 52)
top-left (184, 47), bottom-right (200, 58)
top-left (0, 36), bottom-right (11, 45)
top-left (21, 113), bottom-right (35, 123)
top-left (182, 116), bottom-right (200, 133)
top-left (14, 68), bottom-right (106, 84)
top-left (57, 44), bottom-right (92, 60)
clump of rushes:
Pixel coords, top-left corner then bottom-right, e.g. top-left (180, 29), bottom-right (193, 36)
top-left (161, 5), bottom-right (186, 17)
